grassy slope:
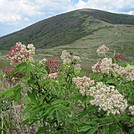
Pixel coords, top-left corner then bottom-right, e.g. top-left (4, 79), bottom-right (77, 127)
top-left (0, 8), bottom-right (134, 50)
top-left (0, 9), bottom-right (134, 75)
top-left (33, 24), bottom-right (134, 74)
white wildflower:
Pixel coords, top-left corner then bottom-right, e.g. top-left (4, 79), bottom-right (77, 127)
top-left (73, 76), bottom-right (95, 96)
top-left (96, 45), bottom-right (109, 55)
top-left (125, 65), bottom-right (134, 81)
top-left (89, 82), bottom-right (128, 115)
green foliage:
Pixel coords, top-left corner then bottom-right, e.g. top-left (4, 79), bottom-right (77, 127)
top-left (0, 47), bottom-right (134, 134)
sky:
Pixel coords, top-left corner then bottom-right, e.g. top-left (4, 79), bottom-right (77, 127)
top-left (0, 0), bottom-right (134, 37)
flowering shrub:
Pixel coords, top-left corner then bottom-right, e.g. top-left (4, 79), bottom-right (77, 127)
top-left (1, 43), bottom-right (134, 134)
top-left (92, 57), bottom-right (134, 82)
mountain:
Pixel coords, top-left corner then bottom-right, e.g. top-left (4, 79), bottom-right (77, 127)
top-left (0, 8), bottom-right (134, 50)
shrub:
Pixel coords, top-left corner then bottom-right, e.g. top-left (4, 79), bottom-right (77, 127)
top-left (0, 43), bottom-right (134, 134)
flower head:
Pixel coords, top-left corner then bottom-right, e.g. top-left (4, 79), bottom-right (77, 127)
top-left (46, 57), bottom-right (60, 73)
top-left (89, 82), bottom-right (128, 115)
top-left (7, 42), bottom-right (35, 65)
top-left (73, 76), bottom-right (95, 96)
top-left (96, 45), bottom-right (109, 56)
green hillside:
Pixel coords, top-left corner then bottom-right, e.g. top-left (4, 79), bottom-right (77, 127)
top-left (0, 8), bottom-right (134, 50)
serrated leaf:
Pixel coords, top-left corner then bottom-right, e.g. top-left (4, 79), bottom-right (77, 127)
top-left (27, 91), bottom-right (36, 101)
top-left (78, 126), bottom-right (93, 132)
top-left (21, 119), bottom-right (31, 125)
top-left (101, 126), bottom-right (109, 134)
top-left (51, 99), bottom-right (66, 105)
top-left (22, 105), bottom-right (32, 116)
top-left (14, 86), bottom-right (21, 102)
top-left (36, 126), bottom-right (47, 134)
top-left (16, 62), bottom-right (27, 72)
top-left (0, 85), bottom-right (20, 97)
top-left (87, 127), bottom-right (98, 134)
top-left (56, 110), bottom-right (61, 124)
top-left (106, 79), bottom-right (116, 84)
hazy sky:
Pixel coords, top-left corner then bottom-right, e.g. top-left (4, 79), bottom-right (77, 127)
top-left (0, 0), bottom-right (134, 37)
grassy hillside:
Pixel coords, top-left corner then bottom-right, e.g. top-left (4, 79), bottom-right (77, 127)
top-left (0, 8), bottom-right (134, 50)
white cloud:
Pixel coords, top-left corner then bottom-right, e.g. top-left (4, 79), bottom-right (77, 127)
top-left (0, 0), bottom-right (41, 24)
top-left (0, 0), bottom-right (134, 36)
top-left (73, 0), bottom-right (134, 15)
top-left (0, 0), bottom-right (73, 25)
top-left (0, 0), bottom-right (134, 25)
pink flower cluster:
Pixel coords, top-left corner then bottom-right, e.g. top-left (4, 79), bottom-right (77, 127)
top-left (3, 67), bottom-right (23, 85)
top-left (46, 57), bottom-right (60, 73)
top-left (7, 42), bottom-right (35, 65)
top-left (114, 55), bottom-right (124, 60)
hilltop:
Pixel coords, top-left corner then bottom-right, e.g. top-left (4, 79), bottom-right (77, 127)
top-left (0, 8), bottom-right (134, 50)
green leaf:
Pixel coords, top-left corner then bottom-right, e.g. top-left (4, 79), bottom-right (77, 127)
top-left (51, 99), bottom-right (67, 105)
top-left (25, 64), bottom-right (34, 79)
top-left (0, 85), bottom-right (20, 98)
top-left (22, 105), bottom-right (32, 116)
top-left (21, 119), bottom-right (31, 125)
top-left (16, 62), bottom-right (27, 72)
top-left (78, 126), bottom-right (93, 132)
top-left (87, 127), bottom-right (98, 134)
top-left (101, 126), bottom-right (109, 134)
top-left (56, 110), bottom-right (61, 124)
top-left (14, 86), bottom-right (21, 102)
top-left (27, 91), bottom-right (36, 101)
top-left (106, 79), bottom-right (116, 84)
top-left (36, 126), bottom-right (47, 134)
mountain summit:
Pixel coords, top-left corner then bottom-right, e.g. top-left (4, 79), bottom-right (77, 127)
top-left (0, 8), bottom-right (134, 50)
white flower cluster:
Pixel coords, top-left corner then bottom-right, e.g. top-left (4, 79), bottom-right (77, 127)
top-left (60, 50), bottom-right (71, 64)
top-left (125, 65), bottom-right (134, 81)
top-left (96, 45), bottom-right (109, 55)
top-left (89, 82), bottom-right (128, 115)
top-left (48, 73), bottom-right (58, 79)
top-left (129, 106), bottom-right (134, 115)
top-left (27, 44), bottom-right (35, 55)
top-left (112, 64), bottom-right (126, 77)
top-left (92, 58), bottom-right (113, 74)
top-left (60, 50), bottom-right (81, 71)
top-left (72, 76), bottom-right (95, 96)
top-left (92, 58), bottom-right (134, 81)
top-left (60, 50), bottom-right (71, 59)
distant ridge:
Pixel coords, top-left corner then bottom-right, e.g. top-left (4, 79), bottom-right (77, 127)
top-left (0, 8), bottom-right (134, 50)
